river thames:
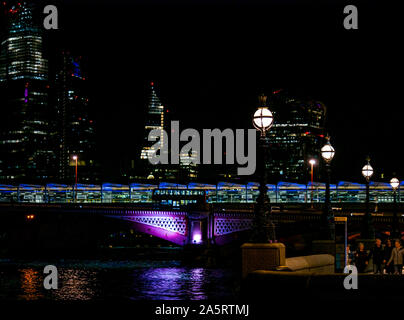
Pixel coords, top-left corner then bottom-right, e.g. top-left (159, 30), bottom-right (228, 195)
top-left (0, 259), bottom-right (239, 301)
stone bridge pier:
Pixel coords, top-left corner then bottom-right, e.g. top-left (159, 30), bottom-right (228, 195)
top-left (174, 210), bottom-right (254, 246)
top-left (104, 208), bottom-right (254, 246)
top-left (187, 211), bottom-right (210, 245)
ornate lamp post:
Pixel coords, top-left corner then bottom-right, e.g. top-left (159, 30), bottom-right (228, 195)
top-left (320, 136), bottom-right (335, 240)
top-left (390, 177), bottom-right (400, 239)
top-left (361, 157), bottom-right (375, 239)
top-left (72, 155), bottom-right (78, 202)
top-left (309, 159), bottom-right (316, 208)
top-left (250, 94), bottom-right (276, 243)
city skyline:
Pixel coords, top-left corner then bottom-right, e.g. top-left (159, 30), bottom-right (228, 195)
top-left (55, 0), bottom-right (401, 183)
top-left (0, 0), bottom-right (402, 184)
top-left (1, 0), bottom-right (404, 308)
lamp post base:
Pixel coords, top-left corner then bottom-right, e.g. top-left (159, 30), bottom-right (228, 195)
top-left (249, 220), bottom-right (276, 243)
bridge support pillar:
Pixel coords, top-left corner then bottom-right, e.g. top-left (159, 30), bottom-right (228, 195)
top-left (187, 211), bottom-right (210, 245)
top-left (241, 243), bottom-right (285, 278)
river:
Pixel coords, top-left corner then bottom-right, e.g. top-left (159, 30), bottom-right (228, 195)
top-left (0, 259), bottom-right (239, 300)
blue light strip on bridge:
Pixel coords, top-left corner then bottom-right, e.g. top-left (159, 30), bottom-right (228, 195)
top-left (0, 181), bottom-right (401, 204)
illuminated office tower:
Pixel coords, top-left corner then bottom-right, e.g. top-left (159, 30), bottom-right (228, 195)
top-left (0, 2), bottom-right (48, 81)
top-left (140, 81), bottom-right (165, 162)
top-left (139, 81), bottom-right (166, 180)
top-left (0, 1), bottom-right (56, 182)
top-left (266, 90), bottom-right (327, 182)
top-left (138, 82), bottom-right (198, 182)
top-left (179, 146), bottom-right (199, 181)
top-left (55, 52), bottom-right (97, 183)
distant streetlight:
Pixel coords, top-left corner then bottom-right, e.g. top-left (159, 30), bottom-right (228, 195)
top-left (309, 158), bottom-right (316, 208)
top-left (390, 177), bottom-right (400, 239)
top-left (72, 155), bottom-right (78, 201)
top-left (250, 94), bottom-right (276, 243)
top-left (320, 136), bottom-right (335, 240)
top-left (390, 177), bottom-right (400, 189)
top-left (361, 156), bottom-right (375, 239)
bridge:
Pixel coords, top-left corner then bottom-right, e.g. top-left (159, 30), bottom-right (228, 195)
top-left (1, 181), bottom-right (404, 205)
top-left (1, 202), bottom-right (403, 247)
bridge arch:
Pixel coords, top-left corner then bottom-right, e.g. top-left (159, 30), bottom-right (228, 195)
top-left (105, 210), bottom-right (189, 246)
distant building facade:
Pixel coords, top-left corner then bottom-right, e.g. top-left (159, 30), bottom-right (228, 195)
top-left (138, 82), bottom-right (198, 182)
top-left (55, 52), bottom-right (97, 183)
top-left (0, 2), bottom-right (97, 184)
top-left (0, 1), bottom-right (56, 182)
top-left (266, 90), bottom-right (327, 182)
top-left (140, 81), bottom-right (165, 163)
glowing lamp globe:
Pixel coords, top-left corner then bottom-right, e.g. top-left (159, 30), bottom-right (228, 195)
top-left (390, 177), bottom-right (399, 190)
top-left (321, 141), bottom-right (335, 163)
top-left (253, 107), bottom-right (273, 135)
top-left (362, 164), bottom-right (373, 180)
top-left (309, 159), bottom-right (316, 166)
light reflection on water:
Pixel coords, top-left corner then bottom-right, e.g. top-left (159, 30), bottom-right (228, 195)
top-left (0, 260), bottom-right (237, 300)
top-left (52, 269), bottom-right (98, 301)
top-left (19, 268), bottom-right (44, 300)
top-left (136, 267), bottom-right (208, 300)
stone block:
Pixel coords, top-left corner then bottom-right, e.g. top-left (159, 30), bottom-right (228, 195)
top-left (285, 254), bottom-right (335, 273)
top-left (241, 243), bottom-right (286, 278)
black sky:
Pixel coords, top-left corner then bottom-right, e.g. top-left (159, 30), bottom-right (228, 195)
top-left (43, 0), bottom-right (403, 182)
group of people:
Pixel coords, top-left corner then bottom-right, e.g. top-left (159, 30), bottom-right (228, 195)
top-left (347, 238), bottom-right (404, 274)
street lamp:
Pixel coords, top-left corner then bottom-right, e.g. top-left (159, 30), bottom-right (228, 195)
top-left (361, 157), bottom-right (375, 239)
top-left (250, 94), bottom-right (276, 243)
top-left (253, 101), bottom-right (273, 136)
top-left (320, 136), bottom-right (335, 240)
top-left (390, 177), bottom-right (400, 239)
top-left (309, 159), bottom-right (316, 208)
top-left (72, 155), bottom-right (78, 201)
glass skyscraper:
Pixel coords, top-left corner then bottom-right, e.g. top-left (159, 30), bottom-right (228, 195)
top-left (140, 81), bottom-right (165, 162)
top-left (55, 52), bottom-right (96, 183)
top-left (0, 1), bottom-right (55, 182)
top-left (267, 90), bottom-right (327, 182)
top-left (138, 81), bottom-right (198, 182)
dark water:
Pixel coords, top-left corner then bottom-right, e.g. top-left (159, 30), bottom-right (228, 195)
top-left (0, 259), bottom-right (239, 300)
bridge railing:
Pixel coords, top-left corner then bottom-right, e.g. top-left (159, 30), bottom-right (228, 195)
top-left (1, 181), bottom-right (404, 205)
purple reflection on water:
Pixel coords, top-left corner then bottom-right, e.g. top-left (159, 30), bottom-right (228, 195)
top-left (0, 261), bottom-right (237, 301)
top-left (136, 268), bottom-right (207, 300)
top-left (127, 267), bottom-right (237, 300)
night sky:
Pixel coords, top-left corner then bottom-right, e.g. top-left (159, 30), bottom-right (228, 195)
top-left (43, 0), bottom-right (402, 182)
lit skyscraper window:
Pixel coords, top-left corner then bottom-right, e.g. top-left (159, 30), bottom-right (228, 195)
top-left (266, 90), bottom-right (327, 182)
top-left (0, 2), bottom-right (48, 82)
top-left (0, 1), bottom-right (55, 181)
top-left (140, 81), bottom-right (165, 161)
